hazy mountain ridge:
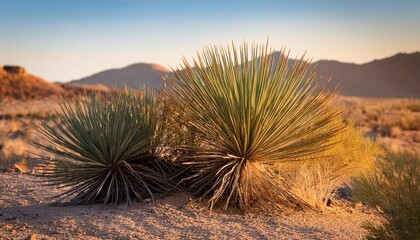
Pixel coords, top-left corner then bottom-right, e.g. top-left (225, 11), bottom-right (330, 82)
top-left (314, 52), bottom-right (420, 98)
top-left (2, 52), bottom-right (419, 100)
top-left (70, 52), bottom-right (420, 98)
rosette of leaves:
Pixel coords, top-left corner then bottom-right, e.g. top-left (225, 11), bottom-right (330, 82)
top-left (33, 87), bottom-right (172, 204)
top-left (167, 43), bottom-right (344, 211)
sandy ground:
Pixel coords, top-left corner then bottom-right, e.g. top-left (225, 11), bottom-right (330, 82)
top-left (0, 173), bottom-right (382, 240)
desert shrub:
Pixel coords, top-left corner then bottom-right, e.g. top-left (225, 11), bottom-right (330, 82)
top-left (279, 122), bottom-right (384, 210)
top-left (413, 133), bottom-right (420, 143)
top-left (404, 101), bottom-right (420, 113)
top-left (389, 126), bottom-right (402, 138)
top-left (0, 138), bottom-right (27, 167)
top-left (167, 43), bottom-right (344, 211)
top-left (377, 112), bottom-right (420, 137)
top-left (32, 88), bottom-right (174, 204)
top-left (353, 151), bottom-right (420, 240)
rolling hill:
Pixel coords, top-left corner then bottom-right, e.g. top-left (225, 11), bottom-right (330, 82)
top-left (0, 66), bottom-right (65, 101)
top-left (0, 65), bottom-right (110, 101)
top-left (70, 63), bottom-right (172, 89)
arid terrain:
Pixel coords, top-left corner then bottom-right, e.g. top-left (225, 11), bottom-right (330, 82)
top-left (1, 64), bottom-right (419, 239)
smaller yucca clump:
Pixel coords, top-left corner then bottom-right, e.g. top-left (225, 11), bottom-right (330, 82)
top-left (167, 43), bottom-right (345, 211)
top-left (352, 151), bottom-right (420, 240)
top-left (32, 87), bottom-right (173, 204)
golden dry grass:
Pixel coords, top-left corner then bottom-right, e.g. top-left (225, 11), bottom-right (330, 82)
top-left (276, 123), bottom-right (384, 210)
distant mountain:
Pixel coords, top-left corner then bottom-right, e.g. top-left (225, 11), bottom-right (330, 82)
top-left (69, 52), bottom-right (420, 98)
top-left (314, 52), bottom-right (420, 98)
top-left (0, 66), bottom-right (64, 101)
top-left (71, 63), bottom-right (172, 89)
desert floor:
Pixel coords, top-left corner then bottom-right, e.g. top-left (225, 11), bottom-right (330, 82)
top-left (0, 173), bottom-right (381, 240)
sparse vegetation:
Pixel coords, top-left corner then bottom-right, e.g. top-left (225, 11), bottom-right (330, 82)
top-left (338, 97), bottom-right (420, 136)
top-left (31, 88), bottom-right (174, 204)
top-left (337, 96), bottom-right (420, 155)
top-left (353, 151), bottom-right (420, 240)
top-left (167, 43), bottom-right (344, 211)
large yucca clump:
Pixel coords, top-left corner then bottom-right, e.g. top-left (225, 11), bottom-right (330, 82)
top-left (33, 88), bottom-right (172, 204)
top-left (168, 43), bottom-right (345, 211)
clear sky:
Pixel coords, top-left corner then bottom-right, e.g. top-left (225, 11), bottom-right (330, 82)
top-left (1, 0), bottom-right (419, 82)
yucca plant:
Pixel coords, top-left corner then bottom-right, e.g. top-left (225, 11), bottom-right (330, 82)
top-left (32, 87), bottom-right (173, 204)
top-left (167, 43), bottom-right (345, 211)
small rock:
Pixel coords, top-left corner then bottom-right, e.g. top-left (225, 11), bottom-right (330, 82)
top-left (349, 201), bottom-right (363, 208)
top-left (326, 198), bottom-right (333, 207)
top-left (21, 223), bottom-right (29, 230)
top-left (413, 133), bottom-right (420, 143)
top-left (143, 198), bottom-right (152, 203)
top-left (3, 65), bottom-right (26, 74)
top-left (2, 164), bottom-right (23, 173)
top-left (12, 164), bottom-right (23, 173)
top-left (337, 185), bottom-right (352, 200)
top-left (26, 233), bottom-right (37, 240)
top-left (3, 168), bottom-right (15, 173)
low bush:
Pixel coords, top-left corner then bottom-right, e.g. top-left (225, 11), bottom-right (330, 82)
top-left (353, 151), bottom-right (420, 240)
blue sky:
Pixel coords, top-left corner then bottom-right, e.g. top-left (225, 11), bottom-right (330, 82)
top-left (1, 0), bottom-right (419, 82)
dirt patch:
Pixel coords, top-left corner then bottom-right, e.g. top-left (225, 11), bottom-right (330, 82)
top-left (0, 173), bottom-right (381, 239)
